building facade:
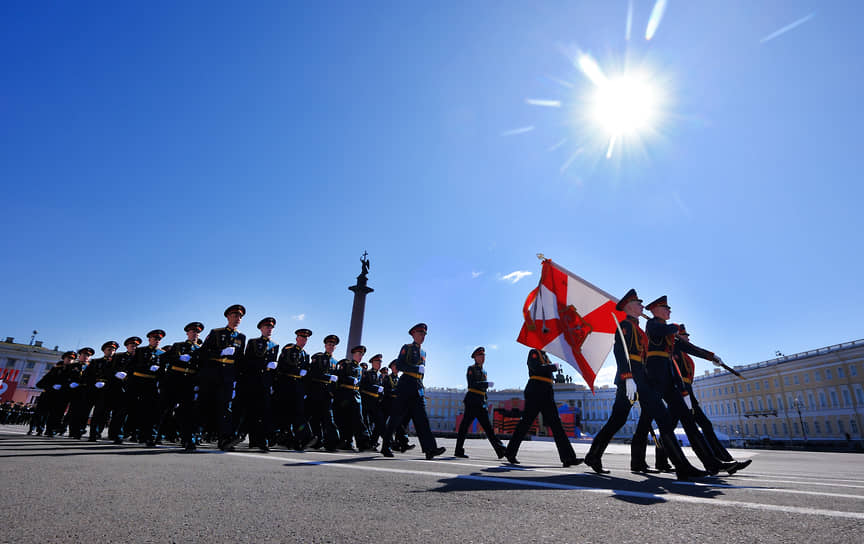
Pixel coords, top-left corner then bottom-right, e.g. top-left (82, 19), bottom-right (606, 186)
top-left (1, 337), bottom-right (66, 404)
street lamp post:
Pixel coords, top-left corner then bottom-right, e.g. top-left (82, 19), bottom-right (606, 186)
top-left (794, 396), bottom-right (807, 444)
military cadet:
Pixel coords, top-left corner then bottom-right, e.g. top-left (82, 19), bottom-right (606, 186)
top-left (632, 296), bottom-right (736, 475)
top-left (360, 353), bottom-right (386, 449)
top-left (638, 324), bottom-right (751, 475)
top-left (382, 360), bottom-right (414, 452)
top-left (381, 323), bottom-right (445, 459)
top-left (334, 346), bottom-right (372, 451)
top-left (455, 347), bottom-right (505, 459)
top-left (274, 328), bottom-right (314, 450)
top-left (35, 351), bottom-right (75, 437)
top-left (27, 394), bottom-right (47, 436)
top-left (107, 336), bottom-right (141, 444)
top-left (84, 341), bottom-right (118, 441)
top-left (157, 322), bottom-right (203, 452)
top-left (65, 347), bottom-right (95, 439)
top-left (503, 349), bottom-right (581, 467)
top-left (305, 334), bottom-right (341, 451)
top-left (126, 330), bottom-right (166, 447)
top-left (198, 304), bottom-right (247, 451)
top-left (237, 317), bottom-right (279, 452)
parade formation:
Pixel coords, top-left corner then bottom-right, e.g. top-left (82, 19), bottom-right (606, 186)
top-left (8, 292), bottom-right (752, 481)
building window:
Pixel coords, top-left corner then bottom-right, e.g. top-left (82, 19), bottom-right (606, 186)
top-left (21, 374), bottom-right (31, 386)
top-left (825, 420), bottom-right (832, 434)
top-left (5, 358), bottom-right (16, 368)
top-left (794, 422), bottom-right (800, 434)
top-left (803, 373), bottom-right (810, 384)
top-left (842, 389), bottom-right (851, 406)
top-left (738, 384), bottom-right (743, 393)
top-left (748, 400), bottom-right (754, 411)
top-left (794, 375), bottom-right (799, 385)
top-left (772, 423), bottom-right (778, 434)
top-left (808, 393), bottom-right (815, 409)
top-left (25, 361), bottom-right (35, 369)
top-left (747, 383), bottom-right (752, 392)
top-left (757, 399), bottom-right (763, 410)
top-left (830, 390), bottom-right (839, 407)
top-left (764, 380), bottom-right (770, 390)
top-left (767, 397), bottom-right (773, 410)
top-left (784, 376), bottom-right (790, 386)
top-left (814, 421), bottom-right (821, 434)
top-left (856, 387), bottom-right (864, 404)
top-left (782, 422), bottom-right (788, 435)
top-left (850, 365), bottom-right (857, 377)
top-left (803, 422), bottom-right (810, 434)
top-left (825, 369), bottom-right (832, 380)
top-left (838, 420), bottom-right (845, 433)
top-left (774, 379), bottom-right (779, 388)
top-left (851, 420), bottom-right (858, 433)
top-left (777, 396), bottom-right (783, 410)
top-left (744, 423), bottom-right (749, 435)
top-left (815, 370), bottom-right (822, 382)
top-left (755, 382), bottom-right (760, 391)
top-left (819, 392), bottom-right (827, 408)
top-left (838, 367), bottom-right (845, 378)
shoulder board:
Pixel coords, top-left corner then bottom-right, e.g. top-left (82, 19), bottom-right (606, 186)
top-left (283, 343), bottom-right (296, 350)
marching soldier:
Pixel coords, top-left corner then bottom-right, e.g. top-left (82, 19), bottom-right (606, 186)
top-left (108, 337), bottom-right (141, 444)
top-left (66, 347), bottom-right (94, 439)
top-left (127, 330), bottom-right (166, 447)
top-left (305, 334), bottom-right (341, 451)
top-left (238, 317), bottom-right (279, 452)
top-left (503, 349), bottom-right (581, 467)
top-left (36, 351), bottom-right (75, 437)
top-left (381, 323), bottom-right (445, 459)
top-left (274, 328), bottom-right (314, 450)
top-left (157, 322), bottom-right (203, 452)
top-left (198, 304), bottom-right (247, 451)
top-left (334, 346), bottom-right (372, 451)
top-left (360, 353), bottom-right (386, 449)
top-left (455, 347), bottom-right (505, 459)
top-left (382, 360), bottom-right (413, 452)
top-left (84, 341), bottom-right (118, 441)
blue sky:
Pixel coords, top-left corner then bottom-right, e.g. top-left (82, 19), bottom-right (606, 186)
top-left (2, 1), bottom-right (861, 390)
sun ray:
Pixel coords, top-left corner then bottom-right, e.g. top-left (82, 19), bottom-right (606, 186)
top-left (501, 126), bottom-right (535, 136)
top-left (560, 148), bottom-right (583, 173)
top-left (625, 0), bottom-right (634, 41)
top-left (525, 98), bottom-right (562, 108)
top-left (645, 0), bottom-right (668, 41)
top-left (545, 75), bottom-right (575, 89)
top-left (576, 53), bottom-right (607, 87)
top-left (760, 12), bottom-right (816, 43)
top-left (605, 135), bottom-right (617, 159)
top-left (547, 138), bottom-right (568, 152)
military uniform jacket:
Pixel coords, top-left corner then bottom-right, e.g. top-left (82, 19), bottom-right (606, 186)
top-left (612, 317), bottom-right (648, 386)
top-left (396, 342), bottom-right (426, 395)
top-left (464, 364), bottom-right (490, 404)
top-left (65, 363), bottom-right (85, 390)
top-left (241, 336), bottom-right (279, 378)
top-left (36, 363), bottom-right (67, 394)
top-left (276, 344), bottom-right (310, 378)
top-left (646, 318), bottom-right (692, 394)
top-left (165, 339), bottom-right (203, 375)
top-left (360, 369), bottom-right (382, 400)
top-left (200, 327), bottom-right (246, 369)
top-left (308, 352), bottom-right (338, 389)
top-left (108, 351), bottom-right (135, 388)
top-left (524, 349), bottom-right (556, 395)
top-left (336, 360), bottom-right (363, 401)
top-left (82, 357), bottom-right (114, 391)
top-left (130, 346), bottom-right (166, 380)
top-left (673, 339), bottom-right (715, 390)
top-left (382, 374), bottom-right (399, 404)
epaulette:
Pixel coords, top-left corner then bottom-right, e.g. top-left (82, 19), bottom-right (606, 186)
top-left (283, 343), bottom-right (296, 350)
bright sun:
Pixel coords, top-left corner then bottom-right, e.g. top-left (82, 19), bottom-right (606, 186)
top-left (589, 73), bottom-right (661, 136)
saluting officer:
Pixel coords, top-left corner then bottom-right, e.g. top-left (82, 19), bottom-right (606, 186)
top-left (127, 329), bottom-right (166, 447)
top-left (305, 334), bottom-right (341, 451)
top-left (381, 323), bottom-right (445, 459)
top-left (455, 347), bottom-right (505, 459)
top-left (238, 317), bottom-right (279, 452)
top-left (334, 346), bottom-right (372, 451)
top-left (503, 349), bottom-right (581, 467)
top-left (158, 322), bottom-right (204, 452)
top-left (360, 353), bottom-right (386, 449)
top-left (66, 347), bottom-right (95, 439)
top-left (36, 351), bottom-right (76, 437)
top-left (198, 304), bottom-right (247, 451)
top-left (108, 337), bottom-right (141, 444)
top-left (84, 341), bottom-right (118, 442)
top-left (274, 328), bottom-right (314, 450)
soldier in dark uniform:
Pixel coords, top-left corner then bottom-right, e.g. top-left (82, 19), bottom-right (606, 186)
top-left (237, 317), bottom-right (279, 452)
top-left (198, 304), bottom-right (247, 451)
top-left (35, 351), bottom-right (75, 437)
top-left (66, 347), bottom-right (95, 439)
top-left (27, 394), bottom-right (47, 436)
top-left (157, 322), bottom-right (203, 452)
top-left (455, 347), bottom-right (505, 459)
top-left (274, 328), bottom-right (314, 450)
top-left (503, 349), bottom-right (581, 467)
top-left (84, 341), bottom-right (118, 441)
top-left (583, 291), bottom-right (709, 479)
top-left (305, 334), bottom-right (341, 451)
top-left (107, 336), bottom-right (141, 444)
top-left (127, 329), bottom-right (166, 447)
top-left (334, 345), bottom-right (372, 451)
top-left (381, 323), bottom-right (445, 459)
top-left (360, 353), bottom-right (386, 449)
top-left (637, 323), bottom-right (751, 474)
top-left (631, 296), bottom-right (736, 475)
top-left (382, 361), bottom-right (413, 452)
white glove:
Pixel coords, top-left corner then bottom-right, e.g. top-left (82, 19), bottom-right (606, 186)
top-left (266, 361), bottom-right (278, 370)
top-left (231, 389), bottom-right (236, 399)
top-left (179, 354), bottom-right (191, 362)
top-left (417, 365), bottom-right (425, 374)
top-left (683, 395), bottom-right (693, 411)
top-left (52, 384), bottom-right (62, 390)
top-left (149, 365), bottom-right (160, 372)
top-left (713, 355), bottom-right (724, 368)
top-left (377, 385), bottom-right (384, 393)
top-left (69, 382), bottom-right (79, 389)
top-left (486, 381), bottom-right (494, 388)
top-left (299, 369), bottom-right (307, 377)
top-left (329, 375), bottom-right (338, 382)
top-left (220, 347), bottom-right (235, 356)
top-left (625, 378), bottom-right (637, 402)
top-left (95, 381), bottom-right (105, 389)
top-left (115, 371), bottom-right (127, 380)
top-left (193, 386), bottom-right (200, 392)
top-left (353, 377), bottom-right (359, 385)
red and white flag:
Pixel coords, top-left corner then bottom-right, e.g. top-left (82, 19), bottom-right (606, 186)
top-left (517, 259), bottom-right (625, 392)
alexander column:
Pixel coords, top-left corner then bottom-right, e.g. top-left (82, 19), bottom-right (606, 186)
top-left (345, 251), bottom-right (374, 358)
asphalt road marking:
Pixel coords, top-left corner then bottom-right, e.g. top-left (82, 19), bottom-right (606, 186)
top-left (227, 451), bottom-right (864, 520)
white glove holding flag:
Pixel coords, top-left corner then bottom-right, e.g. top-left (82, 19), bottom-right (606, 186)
top-left (625, 378), bottom-right (637, 403)
top-left (179, 354), bottom-right (191, 362)
top-left (683, 395), bottom-right (693, 411)
top-left (52, 384), bottom-right (62, 390)
top-left (329, 375), bottom-right (338, 382)
top-left (713, 355), bottom-right (724, 368)
top-left (417, 365), bottom-right (425, 374)
top-left (115, 371), bottom-right (127, 380)
top-left (95, 381), bottom-right (105, 389)
top-left (220, 347), bottom-right (235, 356)
top-left (299, 369), bottom-right (307, 377)
top-left (486, 381), bottom-right (495, 388)
top-left (266, 361), bottom-right (277, 370)
top-left (149, 365), bottom-right (159, 372)
top-left (377, 385), bottom-right (384, 393)
top-left (69, 382), bottom-right (79, 389)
